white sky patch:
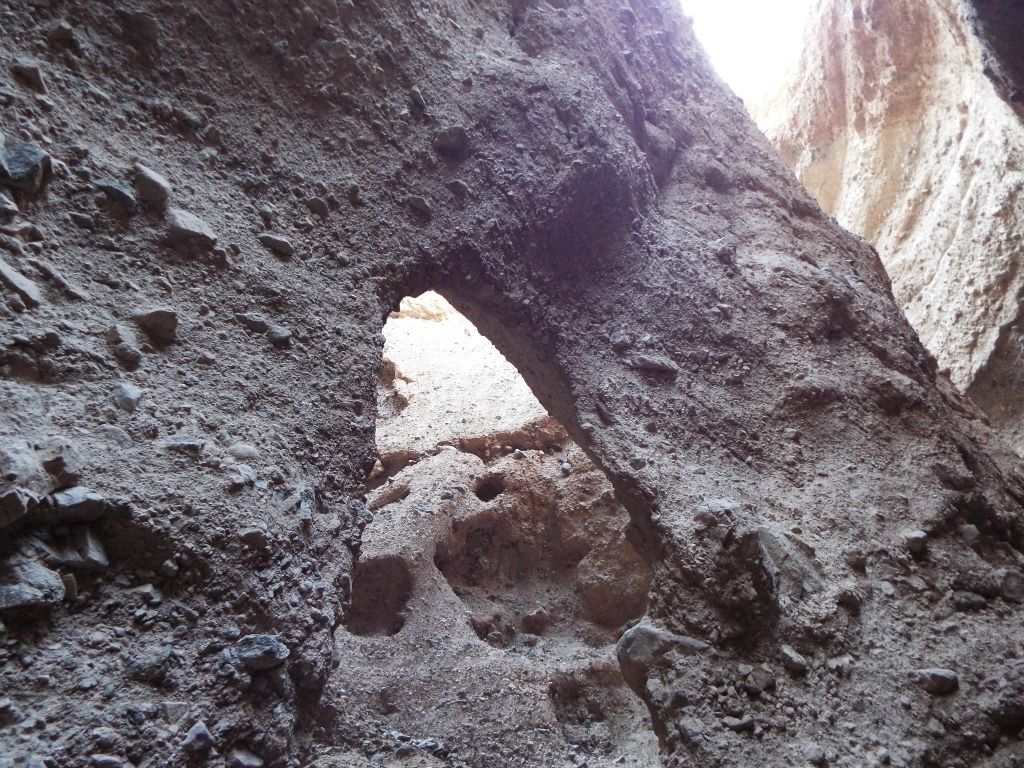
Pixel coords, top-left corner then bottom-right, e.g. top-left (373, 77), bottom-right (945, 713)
top-left (681, 0), bottom-right (815, 105)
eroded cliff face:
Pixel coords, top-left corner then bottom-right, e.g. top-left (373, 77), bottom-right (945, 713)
top-left (761, 0), bottom-right (1024, 453)
top-left (0, 1), bottom-right (1023, 767)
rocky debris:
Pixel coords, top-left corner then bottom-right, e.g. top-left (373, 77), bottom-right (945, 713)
top-left (132, 163), bottom-right (171, 211)
top-left (227, 748), bottom-right (264, 768)
top-left (999, 568), bottom-right (1024, 602)
top-left (0, 134), bottom-right (50, 194)
top-left (0, 254), bottom-right (42, 308)
top-left (628, 352), bottom-right (680, 377)
top-left (0, 190), bottom-right (17, 220)
top-left (0, 551), bottom-right (65, 611)
top-left (616, 621), bottom-right (709, 695)
top-left (46, 20), bottom-right (78, 51)
top-left (779, 645), bottom-right (808, 676)
top-left (132, 307), bottom-right (178, 344)
top-left (257, 233), bottom-right (294, 258)
top-left (236, 312), bottom-right (269, 332)
top-left (165, 208), bottom-right (216, 250)
top-left (11, 59), bottom-right (47, 94)
top-left (106, 324), bottom-right (142, 370)
top-left (238, 526), bottom-right (269, 550)
top-left (94, 178), bottom-right (137, 212)
top-left (902, 529), bottom-right (929, 556)
top-left (232, 634), bottom-right (290, 670)
top-left (182, 720), bottom-right (213, 753)
top-left (265, 325), bottom-right (291, 348)
top-left (112, 382), bottom-right (143, 412)
top-left (125, 647), bottom-right (175, 684)
top-left (49, 486), bottom-right (110, 522)
top-left (912, 668), bottom-right (959, 695)
top-left (432, 125), bottom-right (471, 160)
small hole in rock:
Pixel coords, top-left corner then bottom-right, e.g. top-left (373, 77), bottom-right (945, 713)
top-left (474, 479), bottom-right (503, 502)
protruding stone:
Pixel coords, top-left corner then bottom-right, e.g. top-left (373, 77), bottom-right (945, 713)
top-left (902, 529), bottom-right (929, 556)
top-left (0, 554), bottom-right (65, 611)
top-left (11, 59), bottom-right (47, 94)
top-left (998, 568), bottom-right (1024, 603)
top-left (72, 526), bottom-right (109, 572)
top-left (628, 353), bottom-right (680, 377)
top-left (133, 164), bottom-right (171, 211)
top-left (50, 487), bottom-right (108, 522)
top-left (432, 125), bottom-right (471, 160)
top-left (238, 527), bottom-right (269, 550)
top-left (0, 255), bottom-right (43, 308)
top-left (0, 134), bottom-right (50, 194)
top-left (267, 325), bottom-right (292, 348)
top-left (113, 383), bottom-right (144, 412)
top-left (912, 668), bottom-right (959, 695)
top-left (133, 307), bottom-right (178, 344)
top-left (236, 312), bottom-right (269, 332)
top-left (94, 178), bottom-right (137, 212)
top-left (257, 234), bottom-right (294, 258)
top-left (233, 634), bottom-right (290, 670)
top-left (227, 749), bottom-right (264, 768)
top-left (616, 621), bottom-right (708, 695)
top-left (166, 208), bottom-right (216, 250)
top-left (182, 720), bottom-right (213, 753)
top-left (779, 645), bottom-right (808, 675)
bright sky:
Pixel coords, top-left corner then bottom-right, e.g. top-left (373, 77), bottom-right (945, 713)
top-left (681, 0), bottom-right (816, 105)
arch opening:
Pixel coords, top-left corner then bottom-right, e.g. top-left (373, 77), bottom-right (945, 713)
top-left (333, 290), bottom-right (659, 764)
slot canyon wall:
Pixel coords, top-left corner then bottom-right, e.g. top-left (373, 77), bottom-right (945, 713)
top-left (0, 1), bottom-right (1023, 767)
top-left (760, 0), bottom-right (1024, 453)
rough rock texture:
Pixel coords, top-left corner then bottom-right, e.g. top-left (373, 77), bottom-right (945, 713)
top-left (761, 0), bottom-right (1024, 454)
top-left (0, 1), bottom-right (1022, 768)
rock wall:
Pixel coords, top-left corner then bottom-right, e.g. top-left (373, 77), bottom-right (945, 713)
top-left (760, 0), bottom-right (1024, 453)
top-left (0, 1), bottom-right (1022, 767)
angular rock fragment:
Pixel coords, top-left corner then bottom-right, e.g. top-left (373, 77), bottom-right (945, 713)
top-left (133, 163), bottom-right (171, 211)
top-left (132, 307), bottom-right (178, 344)
top-left (50, 487), bottom-right (109, 522)
top-left (182, 721), bottom-right (213, 753)
top-left (71, 526), bottom-right (109, 571)
top-left (11, 59), bottom-right (47, 94)
top-left (0, 553), bottom-right (65, 611)
top-left (258, 233), bottom-right (294, 258)
top-left (616, 621), bottom-right (708, 695)
top-left (912, 668), bottom-right (959, 695)
top-left (165, 208), bottom-right (216, 250)
top-left (267, 324), bottom-right (292, 348)
top-left (0, 134), bottom-right (50, 194)
top-left (0, 254), bottom-right (43, 308)
top-left (113, 382), bottom-right (143, 412)
top-left (432, 125), bottom-right (471, 160)
top-left (94, 178), bottom-right (137, 212)
top-left (233, 634), bottom-right (290, 670)
top-left (227, 748), bottom-right (264, 768)
top-left (628, 352), bottom-right (679, 377)
top-left (236, 312), bottom-right (270, 332)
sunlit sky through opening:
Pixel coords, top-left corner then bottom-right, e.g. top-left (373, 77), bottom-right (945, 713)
top-left (682, 0), bottom-right (816, 106)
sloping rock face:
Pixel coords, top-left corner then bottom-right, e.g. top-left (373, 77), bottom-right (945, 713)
top-left (0, 1), bottom-right (1022, 768)
top-left (761, 0), bottom-right (1024, 453)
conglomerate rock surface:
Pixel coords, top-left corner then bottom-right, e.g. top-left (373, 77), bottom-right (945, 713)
top-left (0, 0), bottom-right (1022, 767)
top-left (760, 0), bottom-right (1024, 454)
